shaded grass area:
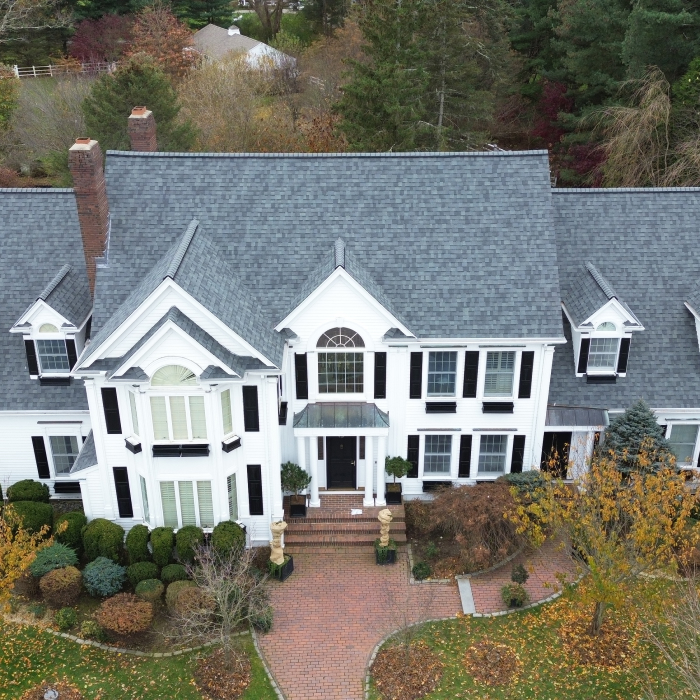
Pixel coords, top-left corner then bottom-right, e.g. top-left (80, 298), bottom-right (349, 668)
top-left (0, 621), bottom-right (277, 700)
top-left (369, 595), bottom-right (687, 700)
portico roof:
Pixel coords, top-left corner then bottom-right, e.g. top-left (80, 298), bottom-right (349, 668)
top-left (293, 402), bottom-right (390, 429)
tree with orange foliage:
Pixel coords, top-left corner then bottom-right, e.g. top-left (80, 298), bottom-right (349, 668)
top-left (513, 444), bottom-right (699, 635)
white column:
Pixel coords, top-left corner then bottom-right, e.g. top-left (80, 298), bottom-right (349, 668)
top-left (308, 435), bottom-right (320, 507)
top-left (376, 436), bottom-right (387, 506)
top-left (297, 436), bottom-right (307, 473)
top-left (265, 378), bottom-right (284, 521)
top-left (364, 435), bottom-right (375, 507)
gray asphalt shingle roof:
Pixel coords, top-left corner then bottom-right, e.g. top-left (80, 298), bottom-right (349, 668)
top-left (70, 430), bottom-right (97, 472)
top-left (94, 151), bottom-right (565, 354)
top-left (550, 188), bottom-right (700, 410)
top-left (192, 23), bottom-right (261, 60)
top-left (0, 189), bottom-right (89, 410)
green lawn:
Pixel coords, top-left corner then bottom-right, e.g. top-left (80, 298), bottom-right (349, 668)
top-left (368, 595), bottom-right (686, 700)
top-left (0, 621), bottom-right (277, 700)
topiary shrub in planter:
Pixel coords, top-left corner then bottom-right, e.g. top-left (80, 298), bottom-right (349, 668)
top-left (55, 511), bottom-right (87, 555)
top-left (384, 456), bottom-right (412, 505)
top-left (95, 593), bottom-right (153, 636)
top-left (251, 604), bottom-right (274, 633)
top-left (501, 583), bottom-right (529, 608)
top-left (165, 579), bottom-right (197, 609)
top-left (150, 527), bottom-right (174, 567)
top-left (80, 619), bottom-right (106, 641)
top-left (126, 561), bottom-right (159, 587)
top-left (268, 555), bottom-right (294, 581)
top-left (412, 561), bottom-right (431, 580)
top-left (511, 563), bottom-right (529, 585)
top-left (175, 525), bottom-right (204, 564)
top-left (375, 538), bottom-right (397, 565)
top-left (7, 479), bottom-right (50, 503)
top-left (125, 524), bottom-right (151, 564)
top-left (54, 607), bottom-right (78, 631)
top-left (161, 563), bottom-right (189, 584)
top-left (211, 520), bottom-right (245, 556)
top-left (30, 542), bottom-right (79, 577)
top-left (82, 518), bottom-right (124, 563)
top-left (12, 501), bottom-right (53, 535)
top-left (281, 461), bottom-right (311, 517)
top-left (83, 557), bottom-right (126, 597)
top-left (135, 578), bottom-right (164, 603)
top-left (40, 566), bottom-right (82, 607)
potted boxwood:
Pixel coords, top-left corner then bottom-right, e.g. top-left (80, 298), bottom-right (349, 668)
top-left (384, 456), bottom-right (412, 505)
top-left (268, 554), bottom-right (295, 581)
top-left (281, 461), bottom-right (311, 518)
top-left (375, 537), bottom-right (397, 565)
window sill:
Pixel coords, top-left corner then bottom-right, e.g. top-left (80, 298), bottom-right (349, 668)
top-left (39, 376), bottom-right (72, 386)
top-left (586, 374), bottom-right (617, 384)
top-left (152, 443), bottom-right (210, 457)
top-left (425, 401), bottom-right (457, 414)
top-left (482, 402), bottom-right (514, 413)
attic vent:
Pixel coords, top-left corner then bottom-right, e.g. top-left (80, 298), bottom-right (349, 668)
top-left (334, 238), bottom-right (345, 269)
top-left (585, 262), bottom-right (617, 300)
top-left (228, 25), bottom-right (241, 35)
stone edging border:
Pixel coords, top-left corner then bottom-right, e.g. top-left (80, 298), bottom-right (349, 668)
top-left (251, 628), bottom-right (286, 700)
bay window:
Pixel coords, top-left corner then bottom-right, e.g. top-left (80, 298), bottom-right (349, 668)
top-left (160, 479), bottom-right (214, 529)
top-left (150, 395), bottom-right (207, 441)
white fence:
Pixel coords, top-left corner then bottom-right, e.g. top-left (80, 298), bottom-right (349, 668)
top-left (12, 62), bottom-right (116, 79)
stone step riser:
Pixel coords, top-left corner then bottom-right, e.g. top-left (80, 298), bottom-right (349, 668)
top-left (286, 524), bottom-right (406, 534)
top-left (285, 532), bottom-right (407, 543)
top-left (285, 538), bottom-right (407, 547)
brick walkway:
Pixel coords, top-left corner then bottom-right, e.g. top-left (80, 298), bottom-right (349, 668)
top-left (258, 547), bottom-right (460, 700)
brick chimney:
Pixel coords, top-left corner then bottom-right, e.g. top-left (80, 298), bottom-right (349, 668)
top-left (128, 106), bottom-right (157, 152)
top-left (68, 138), bottom-right (109, 295)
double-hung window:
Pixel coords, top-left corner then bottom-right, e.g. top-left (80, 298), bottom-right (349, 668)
top-left (478, 434), bottom-right (508, 474)
top-left (424, 435), bottom-right (452, 474)
top-left (49, 436), bottom-right (80, 474)
top-left (150, 396), bottom-right (207, 441)
top-left (484, 352), bottom-right (515, 396)
top-left (587, 338), bottom-right (619, 371)
top-left (668, 425), bottom-right (699, 465)
top-left (427, 352), bottom-right (457, 396)
top-left (140, 475), bottom-right (150, 523)
top-left (37, 339), bottom-right (70, 373)
top-left (129, 391), bottom-right (140, 436)
top-left (221, 389), bottom-right (234, 435)
top-left (159, 479), bottom-right (214, 529)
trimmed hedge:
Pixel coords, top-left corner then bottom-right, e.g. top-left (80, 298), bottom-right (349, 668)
top-left (29, 543), bottom-right (79, 577)
top-left (150, 527), bottom-right (174, 567)
top-left (135, 578), bottom-right (165, 603)
top-left (175, 525), bottom-right (204, 564)
top-left (83, 557), bottom-right (126, 597)
top-left (82, 518), bottom-right (124, 563)
top-left (161, 563), bottom-right (189, 584)
top-left (126, 561), bottom-right (159, 587)
top-left (125, 524), bottom-right (151, 564)
top-left (54, 511), bottom-right (87, 554)
top-left (40, 566), bottom-right (82, 607)
top-left (12, 501), bottom-right (53, 535)
top-left (96, 593), bottom-right (154, 635)
top-left (165, 579), bottom-right (196, 609)
top-left (7, 479), bottom-right (50, 503)
top-left (211, 521), bottom-right (245, 557)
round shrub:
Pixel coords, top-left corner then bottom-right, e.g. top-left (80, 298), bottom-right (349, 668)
top-left (126, 561), bottom-right (159, 587)
top-left (83, 557), bottom-right (126, 597)
top-left (40, 566), bottom-right (82, 607)
top-left (29, 543), bottom-right (79, 578)
top-left (150, 527), bottom-right (174, 567)
top-left (511, 563), bottom-right (529, 585)
top-left (174, 586), bottom-right (215, 616)
top-left (211, 521), bottom-right (245, 556)
top-left (501, 583), bottom-right (529, 608)
top-left (11, 501), bottom-right (53, 535)
top-left (80, 619), bottom-right (106, 641)
top-left (55, 511), bottom-right (87, 554)
top-left (135, 578), bottom-right (164, 603)
top-left (175, 525), bottom-right (204, 563)
top-left (95, 593), bottom-right (153, 635)
top-left (412, 561), bottom-right (432, 581)
top-left (82, 518), bottom-right (124, 563)
top-left (251, 605), bottom-right (274, 633)
top-left (54, 607), bottom-right (78, 631)
top-left (161, 563), bottom-right (189, 584)
top-left (7, 479), bottom-right (50, 503)
top-left (125, 524), bottom-right (151, 564)
top-left (165, 579), bottom-right (196, 609)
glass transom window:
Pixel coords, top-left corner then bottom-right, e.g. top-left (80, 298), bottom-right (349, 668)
top-left (424, 435), bottom-right (452, 473)
top-left (317, 327), bottom-right (365, 348)
top-left (50, 436), bottom-right (80, 474)
top-left (478, 434), bottom-right (508, 473)
top-left (668, 425), bottom-right (699, 464)
top-left (588, 338), bottom-right (618, 370)
top-left (484, 351), bottom-right (515, 397)
top-left (37, 339), bottom-right (70, 373)
top-left (427, 352), bottom-right (457, 396)
top-left (318, 352), bottom-right (363, 393)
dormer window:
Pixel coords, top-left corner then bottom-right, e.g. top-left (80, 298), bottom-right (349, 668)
top-left (39, 323), bottom-right (59, 333)
top-left (588, 338), bottom-right (619, 371)
top-left (317, 327), bottom-right (364, 394)
top-left (596, 322), bottom-right (616, 331)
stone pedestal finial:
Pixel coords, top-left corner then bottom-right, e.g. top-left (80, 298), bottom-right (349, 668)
top-left (269, 520), bottom-right (287, 565)
top-left (378, 508), bottom-right (393, 547)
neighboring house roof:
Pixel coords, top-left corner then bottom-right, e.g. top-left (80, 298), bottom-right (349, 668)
top-left (0, 189), bottom-right (89, 411)
top-left (71, 430), bottom-right (97, 472)
top-left (95, 151), bottom-right (565, 353)
top-left (550, 188), bottom-right (700, 410)
top-left (192, 23), bottom-right (287, 62)
top-left (293, 402), bottom-right (390, 429)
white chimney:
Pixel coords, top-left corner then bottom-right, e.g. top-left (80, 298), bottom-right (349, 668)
top-left (228, 25), bottom-right (240, 35)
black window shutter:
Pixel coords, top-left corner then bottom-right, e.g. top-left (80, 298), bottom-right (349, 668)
top-left (518, 351), bottom-right (535, 399)
top-left (407, 435), bottom-right (419, 478)
top-left (458, 435), bottom-right (472, 477)
top-left (101, 387), bottom-right (122, 434)
top-left (511, 435), bottom-right (526, 474)
top-left (242, 386), bottom-right (260, 432)
top-left (247, 464), bottom-right (264, 515)
top-left (462, 351), bottom-right (479, 398)
top-left (409, 352), bottom-right (423, 399)
top-left (577, 338), bottom-right (590, 374)
top-left (294, 353), bottom-right (308, 400)
top-left (374, 352), bottom-right (387, 399)
top-left (617, 338), bottom-right (631, 373)
top-left (65, 339), bottom-right (78, 369)
top-left (25, 340), bottom-right (39, 376)
top-left (31, 436), bottom-right (50, 479)
top-left (112, 467), bottom-right (134, 518)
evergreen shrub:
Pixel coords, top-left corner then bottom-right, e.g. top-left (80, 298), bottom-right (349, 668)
top-left (80, 620), bottom-right (106, 641)
top-left (511, 563), bottom-right (529, 585)
top-left (95, 593), bottom-right (153, 635)
top-left (82, 518), bottom-right (124, 563)
top-left (150, 527), bottom-right (174, 567)
top-left (40, 566), bottom-right (82, 607)
top-left (175, 525), bottom-right (204, 563)
top-left (7, 479), bottom-right (50, 503)
top-left (12, 501), bottom-right (53, 535)
top-left (501, 583), bottom-right (528, 608)
top-left (30, 543), bottom-right (79, 577)
top-left (126, 561), bottom-right (159, 587)
top-left (83, 557), bottom-right (126, 597)
top-left (135, 578), bottom-right (164, 603)
top-left (55, 512), bottom-right (87, 554)
top-left (165, 579), bottom-right (196, 609)
top-left (412, 561), bottom-right (431, 580)
top-left (161, 563), bottom-right (189, 584)
top-left (211, 520), bottom-right (245, 556)
top-left (125, 524), bottom-right (151, 564)
top-left (250, 604), bottom-right (274, 633)
top-left (54, 607), bottom-right (78, 631)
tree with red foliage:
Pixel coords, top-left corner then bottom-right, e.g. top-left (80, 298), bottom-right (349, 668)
top-left (69, 15), bottom-right (134, 63)
top-left (532, 80), bottom-right (572, 148)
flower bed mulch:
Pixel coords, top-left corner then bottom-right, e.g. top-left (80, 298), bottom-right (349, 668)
top-left (464, 638), bottom-right (521, 686)
top-left (371, 641), bottom-right (444, 700)
top-left (20, 681), bottom-right (83, 699)
top-left (194, 647), bottom-right (252, 700)
top-left (558, 614), bottom-right (631, 668)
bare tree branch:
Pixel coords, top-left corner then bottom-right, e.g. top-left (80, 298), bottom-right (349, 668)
top-left (0, 0), bottom-right (72, 44)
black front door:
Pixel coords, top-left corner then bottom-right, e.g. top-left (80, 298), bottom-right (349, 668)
top-left (540, 432), bottom-right (572, 478)
top-left (326, 436), bottom-right (356, 489)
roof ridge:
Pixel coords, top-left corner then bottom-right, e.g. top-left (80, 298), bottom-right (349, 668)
top-left (334, 238), bottom-right (345, 268)
top-left (39, 264), bottom-right (72, 300)
top-left (585, 261), bottom-right (617, 300)
top-left (104, 150), bottom-right (551, 159)
top-left (165, 219), bottom-right (199, 280)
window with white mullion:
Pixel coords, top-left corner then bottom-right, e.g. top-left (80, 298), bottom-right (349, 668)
top-left (159, 479), bottom-right (214, 528)
top-left (587, 338), bottom-right (619, 371)
top-left (150, 394), bottom-right (207, 442)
